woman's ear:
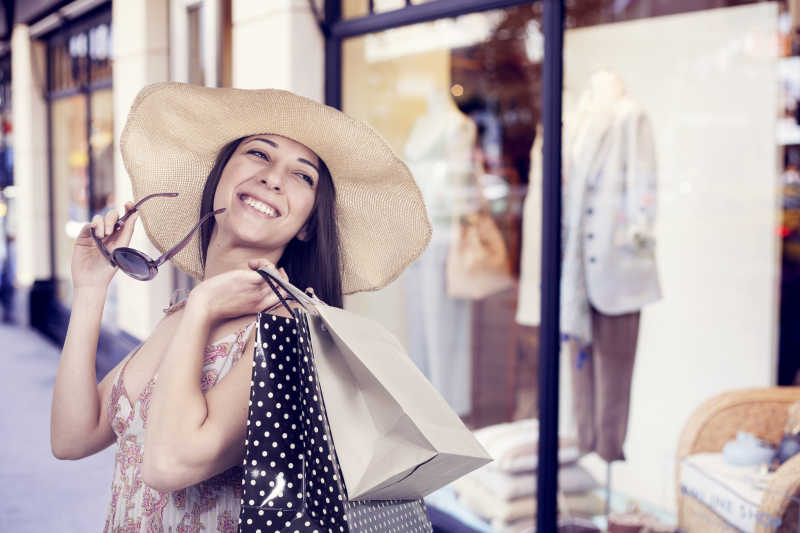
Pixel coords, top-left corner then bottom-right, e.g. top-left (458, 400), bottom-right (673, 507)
top-left (297, 225), bottom-right (310, 242)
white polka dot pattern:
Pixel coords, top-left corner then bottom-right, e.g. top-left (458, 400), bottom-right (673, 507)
top-left (238, 311), bottom-right (432, 533)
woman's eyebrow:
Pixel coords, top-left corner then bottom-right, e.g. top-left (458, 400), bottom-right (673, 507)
top-left (250, 138), bottom-right (319, 173)
top-left (297, 158), bottom-right (319, 173)
top-left (251, 137), bottom-right (279, 148)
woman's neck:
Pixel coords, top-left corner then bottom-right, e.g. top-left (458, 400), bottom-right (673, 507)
top-left (202, 227), bottom-right (284, 281)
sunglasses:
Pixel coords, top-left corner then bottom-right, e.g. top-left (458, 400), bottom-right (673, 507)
top-left (90, 192), bottom-right (225, 281)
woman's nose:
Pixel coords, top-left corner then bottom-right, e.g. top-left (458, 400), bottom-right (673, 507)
top-left (258, 171), bottom-right (283, 192)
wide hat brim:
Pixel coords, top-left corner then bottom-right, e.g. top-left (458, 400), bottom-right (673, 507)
top-left (120, 82), bottom-right (431, 294)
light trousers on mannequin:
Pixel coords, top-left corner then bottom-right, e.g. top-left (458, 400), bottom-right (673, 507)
top-left (568, 306), bottom-right (640, 463)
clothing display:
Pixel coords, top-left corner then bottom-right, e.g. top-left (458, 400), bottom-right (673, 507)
top-left (567, 307), bottom-right (640, 462)
top-left (515, 124), bottom-right (543, 327)
top-left (560, 71), bottom-right (661, 462)
top-left (446, 209), bottom-right (514, 300)
top-left (403, 90), bottom-right (478, 224)
top-left (512, 325), bottom-right (540, 421)
top-left (104, 288), bottom-right (257, 532)
top-left (403, 91), bottom-right (478, 415)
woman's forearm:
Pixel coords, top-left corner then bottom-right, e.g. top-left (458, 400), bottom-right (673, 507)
top-left (50, 286), bottom-right (108, 459)
top-left (144, 294), bottom-right (214, 476)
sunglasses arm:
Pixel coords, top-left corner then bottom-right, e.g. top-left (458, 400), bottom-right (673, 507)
top-left (154, 208), bottom-right (226, 267)
top-left (112, 192), bottom-right (178, 233)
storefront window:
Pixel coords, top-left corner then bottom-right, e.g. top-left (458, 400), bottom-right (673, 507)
top-left (187, 4), bottom-right (205, 85)
top-left (51, 94), bottom-right (88, 307)
top-left (343, 1), bottom-right (796, 531)
top-left (48, 10), bottom-right (114, 325)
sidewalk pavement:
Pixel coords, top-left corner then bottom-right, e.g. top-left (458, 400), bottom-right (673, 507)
top-left (0, 321), bottom-right (114, 532)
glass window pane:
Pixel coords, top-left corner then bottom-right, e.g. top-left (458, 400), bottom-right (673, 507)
top-left (52, 95), bottom-right (88, 310)
top-left (344, 5), bottom-right (538, 428)
top-left (560, 1), bottom-right (783, 530)
top-left (89, 22), bottom-right (113, 85)
top-left (49, 34), bottom-right (86, 93)
top-left (90, 89), bottom-right (113, 214)
top-left (89, 88), bottom-right (117, 328)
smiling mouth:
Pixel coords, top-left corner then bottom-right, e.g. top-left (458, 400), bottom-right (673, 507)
top-left (239, 194), bottom-right (280, 218)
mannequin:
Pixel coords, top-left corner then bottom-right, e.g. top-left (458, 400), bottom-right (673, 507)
top-left (402, 89), bottom-right (478, 416)
top-left (561, 69), bottom-right (661, 464)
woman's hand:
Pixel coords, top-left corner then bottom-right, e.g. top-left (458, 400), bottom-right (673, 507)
top-left (188, 260), bottom-right (289, 325)
top-left (71, 201), bottom-right (139, 290)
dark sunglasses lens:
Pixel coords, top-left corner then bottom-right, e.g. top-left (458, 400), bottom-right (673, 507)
top-left (113, 249), bottom-right (152, 280)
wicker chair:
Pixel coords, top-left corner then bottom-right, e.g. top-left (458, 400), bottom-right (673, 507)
top-left (675, 387), bottom-right (800, 533)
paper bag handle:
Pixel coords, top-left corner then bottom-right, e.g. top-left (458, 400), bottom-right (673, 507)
top-left (255, 265), bottom-right (320, 316)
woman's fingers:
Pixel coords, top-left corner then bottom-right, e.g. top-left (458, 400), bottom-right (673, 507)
top-left (91, 214), bottom-right (105, 236)
top-left (104, 209), bottom-right (119, 237)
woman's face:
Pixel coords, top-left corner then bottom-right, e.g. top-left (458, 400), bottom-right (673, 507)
top-left (212, 134), bottom-right (319, 252)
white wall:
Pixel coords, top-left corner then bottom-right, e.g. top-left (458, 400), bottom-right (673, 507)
top-left (112, 0), bottom-right (171, 339)
top-left (563, 3), bottom-right (780, 512)
top-left (231, 0), bottom-right (323, 99)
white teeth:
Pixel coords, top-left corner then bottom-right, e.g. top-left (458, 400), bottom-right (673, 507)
top-left (243, 196), bottom-right (277, 218)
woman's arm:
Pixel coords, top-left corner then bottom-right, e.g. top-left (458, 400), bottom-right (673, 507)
top-left (142, 293), bottom-right (257, 492)
top-left (52, 201), bottom-right (141, 459)
top-left (50, 286), bottom-right (119, 459)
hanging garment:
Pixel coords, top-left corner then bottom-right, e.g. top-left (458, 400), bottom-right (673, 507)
top-left (515, 125), bottom-right (544, 327)
top-left (561, 71), bottom-right (661, 348)
top-left (402, 92), bottom-right (478, 415)
top-left (404, 229), bottom-right (473, 415)
top-left (561, 71), bottom-right (661, 462)
top-left (567, 307), bottom-right (640, 462)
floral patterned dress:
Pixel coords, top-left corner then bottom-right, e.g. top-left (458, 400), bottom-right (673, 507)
top-left (103, 300), bottom-right (257, 533)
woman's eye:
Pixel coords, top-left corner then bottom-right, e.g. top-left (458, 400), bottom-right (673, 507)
top-left (297, 173), bottom-right (314, 186)
top-left (248, 149), bottom-right (270, 161)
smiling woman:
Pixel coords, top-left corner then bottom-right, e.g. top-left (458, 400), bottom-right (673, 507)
top-left (199, 134), bottom-right (342, 308)
top-left (49, 82), bottom-right (432, 533)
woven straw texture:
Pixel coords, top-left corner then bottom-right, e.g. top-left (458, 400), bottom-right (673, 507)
top-left (675, 387), bottom-right (800, 533)
top-left (120, 82), bottom-right (432, 294)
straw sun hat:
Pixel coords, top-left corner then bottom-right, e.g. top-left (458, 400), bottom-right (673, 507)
top-left (120, 82), bottom-right (431, 294)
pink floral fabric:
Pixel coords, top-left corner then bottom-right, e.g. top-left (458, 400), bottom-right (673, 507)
top-left (103, 314), bottom-right (257, 533)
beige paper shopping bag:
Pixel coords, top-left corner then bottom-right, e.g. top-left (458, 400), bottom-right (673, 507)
top-left (257, 266), bottom-right (492, 501)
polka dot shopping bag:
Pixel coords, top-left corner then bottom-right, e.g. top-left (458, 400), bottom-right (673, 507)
top-left (238, 266), bottom-right (491, 533)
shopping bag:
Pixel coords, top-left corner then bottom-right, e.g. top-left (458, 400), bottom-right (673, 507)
top-left (238, 310), bottom-right (432, 533)
top-left (446, 210), bottom-right (515, 300)
top-left (255, 265), bottom-right (492, 500)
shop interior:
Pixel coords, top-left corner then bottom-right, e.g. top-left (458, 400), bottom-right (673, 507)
top-left (342, 1), bottom-right (800, 532)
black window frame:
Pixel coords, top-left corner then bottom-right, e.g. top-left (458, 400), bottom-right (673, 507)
top-left (322, 1), bottom-right (564, 531)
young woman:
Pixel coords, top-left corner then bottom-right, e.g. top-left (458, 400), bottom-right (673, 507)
top-left (49, 82), bottom-right (431, 532)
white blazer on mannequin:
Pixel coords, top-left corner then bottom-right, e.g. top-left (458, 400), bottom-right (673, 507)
top-left (403, 91), bottom-right (477, 224)
top-left (561, 71), bottom-right (661, 344)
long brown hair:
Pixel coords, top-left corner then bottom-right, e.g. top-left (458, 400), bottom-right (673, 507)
top-left (198, 136), bottom-right (343, 308)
